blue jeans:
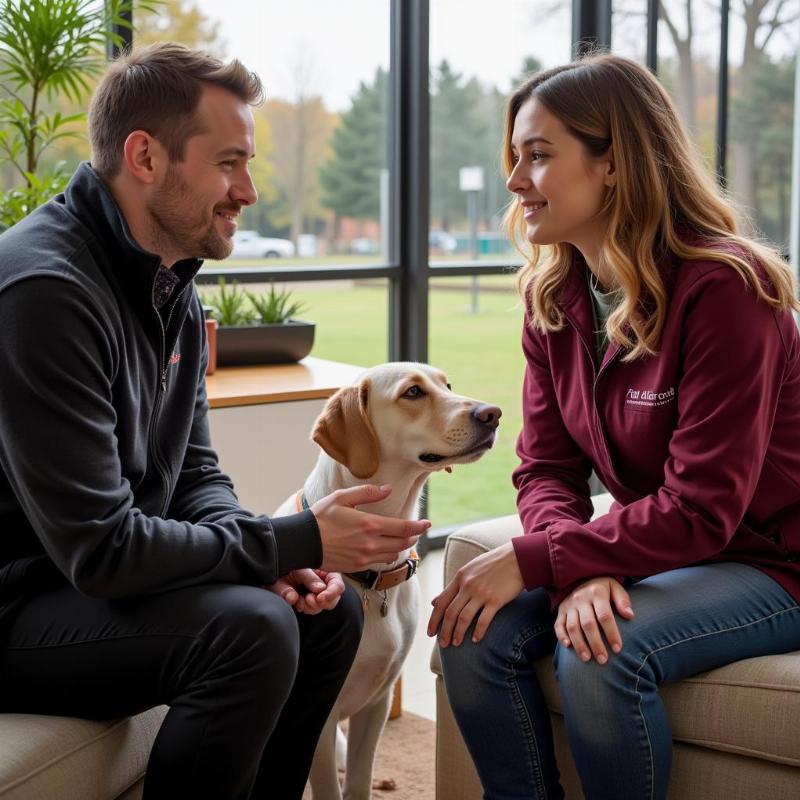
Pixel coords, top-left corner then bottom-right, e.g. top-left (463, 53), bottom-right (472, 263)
top-left (438, 562), bottom-right (800, 800)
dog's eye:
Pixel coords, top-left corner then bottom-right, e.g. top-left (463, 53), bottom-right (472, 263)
top-left (446, 383), bottom-right (452, 390)
top-left (403, 385), bottom-right (425, 399)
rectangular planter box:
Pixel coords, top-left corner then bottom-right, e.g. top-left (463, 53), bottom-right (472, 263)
top-left (216, 319), bottom-right (315, 366)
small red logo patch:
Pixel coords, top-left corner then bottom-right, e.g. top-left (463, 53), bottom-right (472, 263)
top-left (169, 352), bottom-right (181, 366)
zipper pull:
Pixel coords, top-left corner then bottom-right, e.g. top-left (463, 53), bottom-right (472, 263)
top-left (161, 370), bottom-right (167, 392)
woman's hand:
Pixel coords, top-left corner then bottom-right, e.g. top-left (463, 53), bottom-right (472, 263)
top-left (427, 542), bottom-right (524, 647)
top-left (555, 576), bottom-right (635, 664)
top-left (266, 569), bottom-right (345, 614)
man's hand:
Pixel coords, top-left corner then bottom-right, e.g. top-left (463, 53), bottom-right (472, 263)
top-left (427, 542), bottom-right (524, 647)
top-left (266, 569), bottom-right (345, 615)
top-left (555, 576), bottom-right (635, 664)
top-left (311, 484), bottom-right (430, 573)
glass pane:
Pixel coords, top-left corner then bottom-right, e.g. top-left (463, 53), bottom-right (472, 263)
top-left (199, 278), bottom-right (388, 367)
top-left (427, 274), bottom-right (526, 528)
top-left (728, 1), bottom-right (799, 249)
top-left (611, 0), bottom-right (648, 64)
top-left (657, 0), bottom-right (720, 169)
top-left (162, 0), bottom-right (392, 266)
top-left (429, 0), bottom-right (571, 265)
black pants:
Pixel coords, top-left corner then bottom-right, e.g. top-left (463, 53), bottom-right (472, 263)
top-left (0, 581), bottom-right (363, 799)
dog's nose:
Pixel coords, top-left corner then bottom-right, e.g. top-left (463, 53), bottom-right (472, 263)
top-left (472, 404), bottom-right (502, 430)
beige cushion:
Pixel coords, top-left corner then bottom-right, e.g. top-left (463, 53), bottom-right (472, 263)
top-left (0, 707), bottom-right (167, 800)
top-left (114, 781), bottom-right (144, 800)
top-left (432, 497), bottom-right (800, 769)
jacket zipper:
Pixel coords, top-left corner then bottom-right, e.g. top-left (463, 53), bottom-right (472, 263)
top-left (563, 308), bottom-right (623, 487)
top-left (149, 284), bottom-right (190, 517)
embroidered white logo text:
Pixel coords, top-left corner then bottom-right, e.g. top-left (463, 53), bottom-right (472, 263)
top-left (625, 386), bottom-right (675, 408)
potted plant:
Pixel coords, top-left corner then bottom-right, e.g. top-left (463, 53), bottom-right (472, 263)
top-left (0, 0), bottom-right (144, 230)
top-left (200, 279), bottom-right (315, 366)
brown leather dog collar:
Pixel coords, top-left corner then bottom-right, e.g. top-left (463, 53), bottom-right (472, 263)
top-left (347, 552), bottom-right (419, 591)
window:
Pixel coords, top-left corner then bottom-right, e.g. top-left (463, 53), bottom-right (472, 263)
top-left (657, 0), bottom-right (721, 170)
top-left (427, 274), bottom-right (525, 526)
top-left (285, 279), bottom-right (389, 367)
top-left (728, 1), bottom-right (798, 251)
top-left (427, 0), bottom-right (570, 528)
top-left (194, 0), bottom-right (392, 267)
top-left (429, 0), bottom-right (571, 266)
top-left (611, 0), bottom-right (648, 64)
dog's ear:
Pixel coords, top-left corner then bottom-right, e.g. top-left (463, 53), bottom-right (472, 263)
top-left (311, 378), bottom-right (380, 479)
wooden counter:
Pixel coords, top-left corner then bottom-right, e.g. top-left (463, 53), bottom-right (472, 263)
top-left (205, 357), bottom-right (365, 514)
top-left (206, 356), bottom-right (365, 409)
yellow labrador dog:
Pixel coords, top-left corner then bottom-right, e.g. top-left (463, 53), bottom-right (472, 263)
top-left (274, 362), bottom-right (501, 800)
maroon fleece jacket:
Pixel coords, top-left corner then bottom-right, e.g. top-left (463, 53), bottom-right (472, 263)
top-left (512, 249), bottom-right (800, 608)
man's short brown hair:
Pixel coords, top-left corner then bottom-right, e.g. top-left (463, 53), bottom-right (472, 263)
top-left (89, 42), bottom-right (264, 178)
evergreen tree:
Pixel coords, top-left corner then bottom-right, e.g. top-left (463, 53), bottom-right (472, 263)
top-left (319, 68), bottom-right (388, 223)
top-left (510, 56), bottom-right (544, 90)
top-left (430, 60), bottom-right (488, 230)
top-left (730, 54), bottom-right (795, 247)
top-left (478, 84), bottom-right (509, 228)
top-left (482, 56), bottom-right (544, 227)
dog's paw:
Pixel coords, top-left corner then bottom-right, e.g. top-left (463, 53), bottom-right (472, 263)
top-left (371, 778), bottom-right (397, 791)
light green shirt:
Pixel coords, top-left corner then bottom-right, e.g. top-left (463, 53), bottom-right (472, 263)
top-left (587, 272), bottom-right (622, 359)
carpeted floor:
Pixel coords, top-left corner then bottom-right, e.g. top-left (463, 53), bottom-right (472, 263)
top-left (302, 712), bottom-right (436, 799)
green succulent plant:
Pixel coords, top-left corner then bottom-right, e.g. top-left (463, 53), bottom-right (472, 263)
top-left (247, 284), bottom-right (308, 324)
top-left (200, 279), bottom-right (309, 326)
top-left (200, 278), bottom-right (255, 327)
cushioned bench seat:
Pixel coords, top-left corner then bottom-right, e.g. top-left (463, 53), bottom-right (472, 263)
top-left (430, 500), bottom-right (800, 799)
top-left (0, 706), bottom-right (167, 800)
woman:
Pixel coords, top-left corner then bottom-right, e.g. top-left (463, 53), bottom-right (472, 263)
top-left (428, 53), bottom-right (800, 800)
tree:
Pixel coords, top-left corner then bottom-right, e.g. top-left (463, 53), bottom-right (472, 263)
top-left (256, 48), bottom-right (337, 245)
top-left (430, 61), bottom-right (489, 230)
top-left (729, 0), bottom-right (799, 219)
top-left (318, 68), bottom-right (388, 232)
top-left (483, 57), bottom-right (545, 226)
top-left (617, 0), bottom-right (798, 239)
top-left (729, 54), bottom-right (795, 244)
top-left (658, 0), bottom-right (697, 132)
top-left (135, 0), bottom-right (225, 54)
top-left (510, 56), bottom-right (544, 90)
top-left (262, 95), bottom-right (336, 244)
top-left (237, 112), bottom-right (279, 236)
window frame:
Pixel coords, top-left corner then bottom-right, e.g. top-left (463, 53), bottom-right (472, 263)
top-left (114, 0), bottom-right (799, 548)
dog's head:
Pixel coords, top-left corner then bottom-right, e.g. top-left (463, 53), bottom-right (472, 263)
top-left (311, 362), bottom-right (501, 479)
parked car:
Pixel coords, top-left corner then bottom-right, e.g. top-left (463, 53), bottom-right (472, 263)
top-left (230, 230), bottom-right (295, 259)
top-left (429, 229), bottom-right (458, 253)
top-left (350, 237), bottom-right (380, 255)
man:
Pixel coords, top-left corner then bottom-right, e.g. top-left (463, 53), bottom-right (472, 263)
top-left (0, 43), bottom-right (429, 800)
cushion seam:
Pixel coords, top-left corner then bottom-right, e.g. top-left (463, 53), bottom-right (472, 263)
top-left (0, 716), bottom-right (144, 794)
top-left (675, 736), bottom-right (800, 768)
top-left (676, 677), bottom-right (800, 692)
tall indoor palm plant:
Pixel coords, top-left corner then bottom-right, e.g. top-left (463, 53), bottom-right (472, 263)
top-left (0, 0), bottom-right (145, 230)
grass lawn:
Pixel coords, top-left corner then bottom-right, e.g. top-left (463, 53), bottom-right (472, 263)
top-left (284, 278), bottom-right (526, 528)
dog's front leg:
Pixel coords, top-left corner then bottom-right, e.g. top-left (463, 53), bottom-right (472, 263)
top-left (341, 689), bottom-right (394, 800)
top-left (309, 711), bottom-right (343, 800)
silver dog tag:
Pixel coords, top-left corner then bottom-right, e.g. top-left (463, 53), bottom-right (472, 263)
top-left (380, 591), bottom-right (389, 617)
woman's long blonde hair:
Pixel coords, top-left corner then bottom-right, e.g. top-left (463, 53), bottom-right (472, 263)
top-left (508, 53), bottom-right (798, 360)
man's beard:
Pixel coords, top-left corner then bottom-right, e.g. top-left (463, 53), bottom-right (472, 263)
top-left (147, 165), bottom-right (235, 262)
